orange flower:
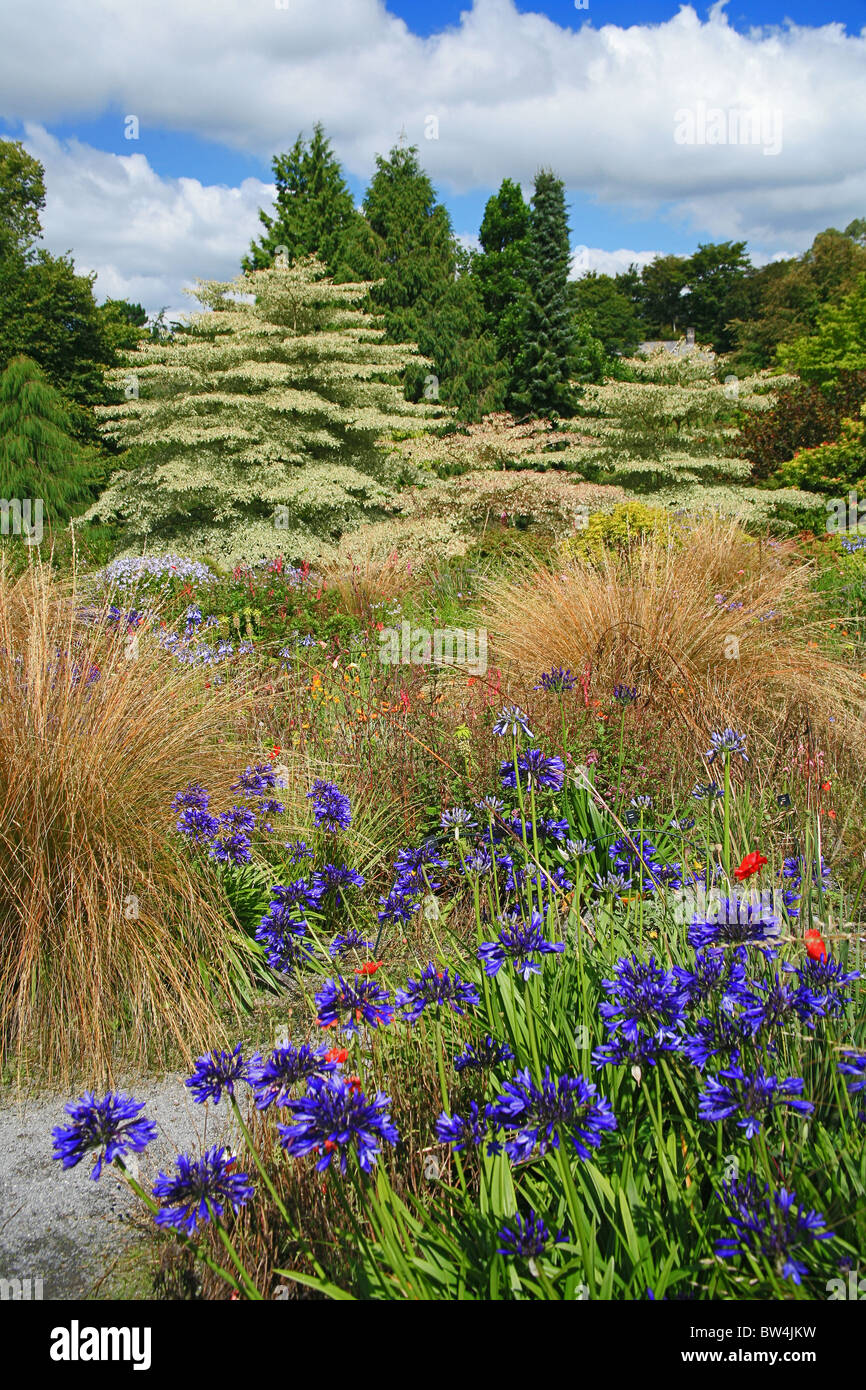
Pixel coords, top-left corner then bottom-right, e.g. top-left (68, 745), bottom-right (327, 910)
top-left (355, 960), bottom-right (384, 976)
top-left (325, 1047), bottom-right (348, 1064)
top-left (805, 929), bottom-right (827, 963)
top-left (733, 850), bottom-right (768, 881)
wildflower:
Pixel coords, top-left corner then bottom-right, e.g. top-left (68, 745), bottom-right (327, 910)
top-left (313, 864), bottom-right (365, 904)
top-left (394, 841), bottom-right (449, 877)
top-left (783, 955), bottom-right (858, 1018)
top-left (487, 1068), bottom-right (617, 1163)
top-left (175, 806), bottom-right (220, 844)
top-left (498, 1211), bottom-right (567, 1260)
top-left (591, 869), bottom-right (633, 896)
top-left (461, 846), bottom-right (494, 875)
top-left (500, 748), bottom-right (565, 793)
top-left (185, 1045), bottom-right (251, 1104)
top-left (219, 805), bottom-right (257, 834)
top-left (674, 947), bottom-right (749, 1010)
top-left (688, 897), bottom-right (781, 950)
top-left (475, 795), bottom-right (506, 816)
top-left (232, 762), bottom-right (278, 798)
top-left (377, 882), bottom-right (421, 924)
top-left (492, 705), bottom-right (534, 738)
top-left (152, 1146), bottom-right (254, 1235)
top-left (270, 878), bottom-right (324, 914)
top-left (612, 685), bottom-right (638, 702)
top-left (536, 669), bottom-right (576, 693)
top-left (715, 1175), bottom-right (833, 1284)
top-left (698, 1065), bottom-right (813, 1138)
top-left (307, 779), bottom-right (352, 833)
top-left (691, 782), bottom-right (723, 801)
top-left (329, 928), bottom-right (376, 960)
top-left (564, 837), bottom-right (595, 857)
top-left (838, 1050), bottom-right (866, 1094)
top-left (208, 829), bottom-right (252, 865)
top-left (734, 850), bottom-right (768, 882)
top-left (283, 838), bottom-right (315, 863)
top-left (355, 960), bottom-right (384, 976)
top-left (594, 955), bottom-right (688, 1068)
top-left (630, 795), bottom-right (653, 810)
top-left (396, 963), bottom-right (480, 1024)
top-left (454, 1036), bottom-right (515, 1073)
top-left (249, 1044), bottom-right (337, 1109)
top-left (171, 783), bottom-right (211, 813)
top-left (314, 975), bottom-right (393, 1035)
top-left (52, 1093), bottom-right (157, 1180)
top-left (478, 914), bottom-right (564, 982)
top-left (277, 1074), bottom-right (398, 1173)
top-left (741, 972), bottom-right (824, 1036)
top-left (435, 1103), bottom-right (486, 1150)
top-left (706, 729), bottom-right (748, 763)
top-left (440, 807), bottom-right (477, 836)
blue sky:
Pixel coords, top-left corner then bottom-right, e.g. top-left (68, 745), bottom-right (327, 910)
top-left (1, 0), bottom-right (863, 314)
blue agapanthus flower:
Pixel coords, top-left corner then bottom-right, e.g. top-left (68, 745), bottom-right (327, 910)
top-left (329, 928), bottom-right (376, 959)
top-left (593, 955), bottom-right (688, 1068)
top-left (171, 783), bottom-right (211, 813)
top-left (838, 1050), bottom-right (866, 1094)
top-left (492, 705), bottom-right (534, 738)
top-left (781, 855), bottom-right (831, 888)
top-left (307, 779), bottom-right (351, 832)
top-left (478, 914), bottom-right (564, 981)
top-left (591, 869), bottom-right (633, 896)
top-left (313, 864), bottom-right (365, 904)
top-left (270, 878), bottom-right (324, 913)
top-left (315, 975), bottom-right (393, 1035)
top-left (739, 972), bottom-right (825, 1037)
top-left (208, 829), bottom-right (252, 865)
top-left (283, 838), bottom-right (315, 863)
top-left (152, 1146), bottom-right (254, 1235)
top-left (232, 762), bottom-right (278, 797)
top-left (52, 1092), bottom-right (157, 1180)
top-left (497, 1210), bottom-right (567, 1259)
top-left (255, 903), bottom-right (315, 974)
top-left (691, 782), bottom-right (724, 801)
top-left (394, 841), bottom-right (449, 877)
top-left (608, 834), bottom-right (663, 886)
top-left (454, 1036), bottom-right (515, 1072)
top-left (706, 728), bottom-right (748, 763)
top-left (435, 1102), bottom-right (486, 1150)
top-left (249, 1044), bottom-right (337, 1109)
top-left (396, 962), bottom-right (480, 1024)
top-left (681, 1012), bottom-right (752, 1071)
top-left (500, 748), bottom-right (565, 793)
top-left (219, 805), bottom-right (257, 834)
top-left (612, 684), bottom-right (638, 702)
top-left (176, 806), bottom-right (220, 844)
top-left (536, 668), bottom-right (577, 693)
top-left (674, 946), bottom-right (750, 1010)
top-left (377, 883), bottom-right (421, 924)
top-left (486, 1067), bottom-right (617, 1163)
top-left (698, 1064), bottom-right (813, 1138)
top-left (185, 1045), bottom-right (251, 1104)
top-left (688, 897), bottom-right (781, 950)
top-left (277, 1074), bottom-right (398, 1173)
top-left (715, 1175), bottom-right (833, 1284)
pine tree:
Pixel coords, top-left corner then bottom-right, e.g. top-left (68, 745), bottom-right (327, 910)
top-left (87, 258), bottom-right (440, 561)
top-left (473, 178), bottom-right (530, 361)
top-left (243, 124), bottom-right (364, 280)
top-left (508, 171), bottom-right (578, 418)
top-left (0, 356), bottom-right (102, 525)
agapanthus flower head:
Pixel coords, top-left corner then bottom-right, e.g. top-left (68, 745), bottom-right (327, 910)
top-left (232, 762), bottom-right (278, 798)
top-left (185, 1045), bottom-right (251, 1104)
top-left (564, 837), bottom-right (595, 858)
top-left (630, 795), bottom-right (653, 810)
top-left (692, 781), bottom-right (724, 801)
top-left (536, 668), bottom-right (576, 693)
top-left (277, 1074), bottom-right (398, 1173)
top-left (478, 913), bottom-right (564, 982)
top-left (454, 1036), bottom-right (515, 1073)
top-left (394, 841), bottom-right (449, 876)
top-left (283, 838), bottom-right (314, 863)
top-left (680, 1011), bottom-right (752, 1071)
top-left (152, 1146), bottom-right (254, 1235)
top-left (687, 896), bottom-right (781, 950)
top-left (838, 1050), bottom-right (866, 1094)
top-left (674, 946), bottom-right (749, 1010)
top-left (493, 705), bottom-right (534, 738)
top-left (52, 1092), bottom-right (157, 1180)
top-left (475, 795), bottom-right (506, 817)
top-left (219, 805), bottom-right (257, 834)
top-left (270, 878), bottom-right (324, 913)
top-left (591, 869), bottom-right (633, 897)
top-left (175, 805), bottom-right (220, 844)
top-left (500, 748), bottom-right (565, 793)
top-left (440, 806), bottom-right (477, 835)
top-left (312, 864), bottom-right (365, 904)
top-left (594, 954), bottom-right (688, 1068)
top-left (396, 962), bottom-right (480, 1024)
top-left (613, 684), bottom-right (638, 703)
top-left (497, 1210), bottom-right (567, 1260)
top-left (249, 1044), bottom-right (337, 1109)
top-left (461, 846), bottom-right (494, 875)
top-left (185, 605), bottom-right (203, 628)
top-left (329, 928), bottom-right (376, 960)
top-left (377, 882), bottom-right (421, 924)
top-left (740, 971), bottom-right (825, 1037)
top-left (307, 779), bottom-right (351, 832)
top-left (255, 905), bottom-right (315, 974)
top-left (698, 1064), bottom-right (813, 1138)
top-left (486, 1067), bottom-right (617, 1163)
top-left (208, 829), bottom-right (252, 865)
top-left (435, 1102), bottom-right (486, 1150)
top-left (315, 974), bottom-right (393, 1035)
top-left (715, 1174), bottom-right (833, 1284)
top-left (171, 783), bottom-right (211, 813)
top-left (706, 728), bottom-right (748, 763)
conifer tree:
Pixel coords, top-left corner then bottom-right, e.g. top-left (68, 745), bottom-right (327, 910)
top-left (0, 355), bottom-right (101, 524)
top-left (473, 178), bottom-right (530, 362)
top-left (87, 258), bottom-right (439, 561)
top-left (508, 170), bottom-right (578, 418)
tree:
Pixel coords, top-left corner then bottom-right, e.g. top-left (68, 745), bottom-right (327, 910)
top-left (0, 356), bottom-right (102, 524)
top-left (568, 272), bottom-right (642, 356)
top-left (635, 254), bottom-right (690, 337)
top-left (473, 178), bottom-right (530, 361)
top-left (243, 124), bottom-right (365, 280)
top-left (0, 140), bottom-right (45, 260)
top-left (87, 258), bottom-right (440, 561)
top-left (681, 240), bottom-right (751, 351)
top-left (508, 169), bottom-right (578, 418)
top-left (97, 299), bottom-right (149, 355)
top-left (778, 275), bottom-right (866, 384)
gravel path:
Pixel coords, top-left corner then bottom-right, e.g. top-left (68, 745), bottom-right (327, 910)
top-left (0, 1075), bottom-right (239, 1300)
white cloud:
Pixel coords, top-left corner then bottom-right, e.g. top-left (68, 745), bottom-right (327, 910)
top-left (570, 247), bottom-right (660, 279)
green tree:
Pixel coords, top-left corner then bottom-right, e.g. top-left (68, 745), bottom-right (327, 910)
top-left (778, 274), bottom-right (866, 384)
top-left (473, 178), bottom-right (530, 361)
top-left (569, 272), bottom-right (642, 356)
top-left (0, 356), bottom-right (102, 524)
top-left (243, 124), bottom-right (365, 280)
top-left (508, 169), bottom-right (578, 418)
top-left (0, 140), bottom-right (45, 260)
top-left (87, 258), bottom-right (439, 561)
top-left (635, 254), bottom-right (690, 337)
top-left (681, 240), bottom-right (752, 351)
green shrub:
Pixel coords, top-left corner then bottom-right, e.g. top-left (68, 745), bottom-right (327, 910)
top-left (775, 407), bottom-right (866, 493)
top-left (560, 500), bottom-right (682, 560)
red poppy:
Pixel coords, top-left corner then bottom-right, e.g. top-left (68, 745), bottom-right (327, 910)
top-left (733, 850), bottom-right (768, 881)
top-left (325, 1047), bottom-right (348, 1064)
top-left (805, 929), bottom-right (827, 962)
top-left (354, 960), bottom-right (384, 976)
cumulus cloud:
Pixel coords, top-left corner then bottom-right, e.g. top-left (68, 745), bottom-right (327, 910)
top-left (570, 247), bottom-right (660, 279)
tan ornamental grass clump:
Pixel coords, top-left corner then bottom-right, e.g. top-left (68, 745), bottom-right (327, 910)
top-left (320, 542), bottom-right (423, 621)
top-left (0, 557), bottom-right (260, 1085)
top-left (482, 517), bottom-right (866, 769)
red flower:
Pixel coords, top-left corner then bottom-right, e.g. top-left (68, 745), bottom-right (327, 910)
top-left (325, 1047), bottom-right (348, 1064)
top-left (805, 929), bottom-right (827, 963)
top-left (354, 960), bottom-right (384, 976)
top-left (733, 850), bottom-right (768, 882)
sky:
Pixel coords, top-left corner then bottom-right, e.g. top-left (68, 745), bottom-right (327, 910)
top-left (1, 0), bottom-right (864, 319)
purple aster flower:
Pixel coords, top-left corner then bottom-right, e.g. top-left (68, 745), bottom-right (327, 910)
top-left (435, 1102), bottom-right (486, 1150)
top-left (255, 904), bottom-right (315, 974)
top-left (249, 1044), bottom-right (337, 1109)
top-left (307, 779), bottom-right (351, 833)
top-left (52, 1092), bottom-right (157, 1180)
top-left (152, 1145), bottom-right (254, 1235)
top-left (706, 728), bottom-right (748, 763)
top-left (593, 955), bottom-right (688, 1068)
top-left (277, 1074), bottom-right (398, 1173)
top-left (492, 705), bottom-right (534, 738)
top-left (176, 805), bottom-right (220, 844)
top-left (478, 913), bottom-right (565, 981)
top-left (498, 1210), bottom-right (567, 1259)
top-left (536, 668), bottom-right (576, 693)
top-left (315, 974), bottom-right (393, 1036)
top-left (329, 928), bottom-right (376, 960)
top-left (500, 748), bottom-right (565, 793)
top-left (185, 1045), bottom-right (251, 1104)
top-left (486, 1067), bottom-right (617, 1163)
top-left (396, 962), bottom-right (480, 1024)
top-left (698, 1064), bottom-right (813, 1138)
top-left (454, 1036), bottom-right (515, 1073)
top-left (715, 1174), bottom-right (833, 1284)
top-left (171, 783), bottom-right (211, 813)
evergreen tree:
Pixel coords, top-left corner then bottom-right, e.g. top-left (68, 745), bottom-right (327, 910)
top-left (0, 356), bottom-right (102, 524)
top-left (473, 178), bottom-right (530, 361)
top-left (508, 170), bottom-right (578, 418)
top-left (87, 258), bottom-right (439, 561)
top-left (569, 272), bottom-right (642, 356)
top-left (243, 124), bottom-right (364, 280)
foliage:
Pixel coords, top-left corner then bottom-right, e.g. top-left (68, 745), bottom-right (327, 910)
top-left (775, 409), bottom-right (866, 494)
top-left (778, 275), bottom-right (866, 384)
top-left (568, 272), bottom-right (642, 358)
top-left (737, 371), bottom-right (866, 480)
top-left (508, 170), bottom-right (578, 419)
top-left (0, 355), bottom-right (104, 525)
top-left (560, 501), bottom-right (682, 561)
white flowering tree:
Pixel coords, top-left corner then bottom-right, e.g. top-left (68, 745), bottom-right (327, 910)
top-left (86, 257), bottom-right (441, 561)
